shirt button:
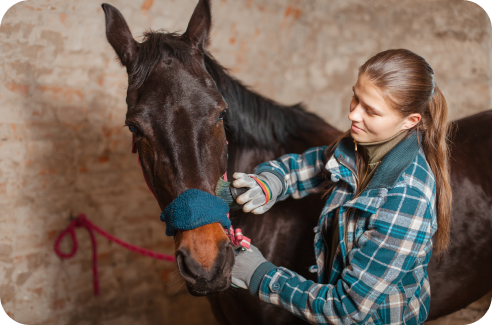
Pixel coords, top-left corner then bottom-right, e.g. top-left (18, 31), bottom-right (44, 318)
top-left (309, 265), bottom-right (318, 273)
top-left (272, 283), bottom-right (281, 291)
top-left (379, 188), bottom-right (388, 197)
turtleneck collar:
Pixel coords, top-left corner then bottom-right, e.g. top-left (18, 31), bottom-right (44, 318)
top-left (357, 129), bottom-right (410, 167)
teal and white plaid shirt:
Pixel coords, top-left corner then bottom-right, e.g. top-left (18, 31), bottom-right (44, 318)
top-left (253, 130), bottom-right (437, 325)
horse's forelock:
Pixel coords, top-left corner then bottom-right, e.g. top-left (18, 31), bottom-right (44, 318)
top-left (128, 30), bottom-right (199, 90)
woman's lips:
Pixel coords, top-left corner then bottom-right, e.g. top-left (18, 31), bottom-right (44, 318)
top-left (351, 124), bottom-right (365, 132)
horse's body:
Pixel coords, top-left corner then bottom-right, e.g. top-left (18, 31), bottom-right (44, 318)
top-left (426, 112), bottom-right (492, 318)
top-left (101, 1), bottom-right (492, 323)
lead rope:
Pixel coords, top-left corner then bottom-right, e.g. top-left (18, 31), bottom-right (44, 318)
top-left (54, 213), bottom-right (176, 296)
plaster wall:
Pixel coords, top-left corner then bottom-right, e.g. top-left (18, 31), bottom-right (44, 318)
top-left (0, 0), bottom-right (490, 324)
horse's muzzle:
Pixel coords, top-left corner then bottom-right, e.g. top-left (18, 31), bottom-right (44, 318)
top-left (176, 239), bottom-right (235, 296)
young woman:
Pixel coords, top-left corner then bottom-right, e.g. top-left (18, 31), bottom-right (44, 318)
top-left (230, 49), bottom-right (452, 325)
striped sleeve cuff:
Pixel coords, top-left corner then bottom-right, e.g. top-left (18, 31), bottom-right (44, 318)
top-left (249, 261), bottom-right (277, 296)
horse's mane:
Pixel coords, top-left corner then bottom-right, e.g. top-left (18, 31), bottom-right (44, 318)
top-left (202, 53), bottom-right (333, 149)
top-left (131, 30), bottom-right (335, 149)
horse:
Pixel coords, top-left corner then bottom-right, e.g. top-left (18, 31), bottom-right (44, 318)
top-left (101, 0), bottom-right (492, 323)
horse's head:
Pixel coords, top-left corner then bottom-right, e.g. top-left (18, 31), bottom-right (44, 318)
top-left (101, 0), bottom-right (234, 296)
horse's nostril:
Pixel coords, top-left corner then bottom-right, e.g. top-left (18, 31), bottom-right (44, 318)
top-left (175, 249), bottom-right (197, 285)
top-left (221, 241), bottom-right (235, 277)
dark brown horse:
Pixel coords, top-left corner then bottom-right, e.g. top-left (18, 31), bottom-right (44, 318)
top-left (101, 0), bottom-right (492, 323)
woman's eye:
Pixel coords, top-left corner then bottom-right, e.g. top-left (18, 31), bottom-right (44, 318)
top-left (218, 109), bottom-right (227, 121)
top-left (365, 108), bottom-right (376, 116)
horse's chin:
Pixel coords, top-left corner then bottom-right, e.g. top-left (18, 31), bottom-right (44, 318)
top-left (186, 278), bottom-right (232, 296)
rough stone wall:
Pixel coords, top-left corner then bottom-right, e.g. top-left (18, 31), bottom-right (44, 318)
top-left (0, 0), bottom-right (490, 324)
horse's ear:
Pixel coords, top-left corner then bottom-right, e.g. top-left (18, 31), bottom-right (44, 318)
top-left (101, 3), bottom-right (138, 66)
top-left (183, 0), bottom-right (212, 51)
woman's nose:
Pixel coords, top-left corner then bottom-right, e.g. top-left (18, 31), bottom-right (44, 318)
top-left (348, 104), bottom-right (363, 122)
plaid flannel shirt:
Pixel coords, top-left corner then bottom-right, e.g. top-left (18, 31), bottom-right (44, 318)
top-left (253, 130), bottom-right (437, 325)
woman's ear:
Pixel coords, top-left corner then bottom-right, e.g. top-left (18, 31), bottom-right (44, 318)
top-left (402, 113), bottom-right (422, 129)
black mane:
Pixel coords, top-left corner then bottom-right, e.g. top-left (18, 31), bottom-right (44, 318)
top-left (203, 53), bottom-right (333, 149)
top-left (132, 30), bottom-right (335, 149)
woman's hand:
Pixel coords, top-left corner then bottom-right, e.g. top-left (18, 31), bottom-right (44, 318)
top-left (232, 172), bottom-right (282, 214)
top-left (231, 244), bottom-right (268, 289)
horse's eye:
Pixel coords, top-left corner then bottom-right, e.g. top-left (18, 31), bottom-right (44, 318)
top-left (127, 124), bottom-right (141, 135)
top-left (219, 109), bottom-right (227, 121)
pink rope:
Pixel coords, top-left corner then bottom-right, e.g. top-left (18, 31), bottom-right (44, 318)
top-left (54, 213), bottom-right (175, 296)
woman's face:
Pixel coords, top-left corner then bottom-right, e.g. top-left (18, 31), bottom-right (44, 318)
top-left (349, 73), bottom-right (420, 143)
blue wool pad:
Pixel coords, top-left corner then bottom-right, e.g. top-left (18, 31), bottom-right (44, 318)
top-left (160, 188), bottom-right (231, 236)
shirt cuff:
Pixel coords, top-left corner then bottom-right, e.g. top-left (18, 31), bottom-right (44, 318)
top-left (249, 261), bottom-right (277, 296)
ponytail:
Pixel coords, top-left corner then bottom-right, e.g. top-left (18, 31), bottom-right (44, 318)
top-left (420, 86), bottom-right (452, 256)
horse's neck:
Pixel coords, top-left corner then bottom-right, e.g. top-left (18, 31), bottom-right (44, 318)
top-left (203, 53), bottom-right (341, 174)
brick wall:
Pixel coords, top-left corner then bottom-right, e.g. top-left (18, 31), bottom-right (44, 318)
top-left (0, 0), bottom-right (490, 324)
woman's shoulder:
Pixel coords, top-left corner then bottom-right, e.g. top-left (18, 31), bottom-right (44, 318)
top-left (384, 148), bottom-right (438, 232)
top-left (391, 147), bottom-right (436, 207)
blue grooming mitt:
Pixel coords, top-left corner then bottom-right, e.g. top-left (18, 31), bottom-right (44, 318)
top-left (160, 188), bottom-right (231, 236)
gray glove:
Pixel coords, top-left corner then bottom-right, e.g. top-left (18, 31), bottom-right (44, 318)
top-left (232, 172), bottom-right (282, 214)
top-left (231, 244), bottom-right (267, 289)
